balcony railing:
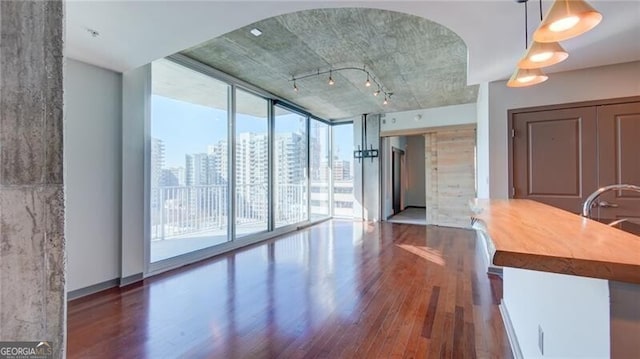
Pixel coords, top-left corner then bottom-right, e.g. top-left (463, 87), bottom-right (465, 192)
top-left (151, 183), bottom-right (317, 241)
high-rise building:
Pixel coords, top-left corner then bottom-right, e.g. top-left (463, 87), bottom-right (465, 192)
top-left (235, 132), bottom-right (269, 219)
top-left (167, 167), bottom-right (185, 186)
top-left (333, 159), bottom-right (352, 181)
top-left (185, 153), bottom-right (210, 186)
top-left (180, 131), bottom-right (314, 222)
top-left (309, 122), bottom-right (325, 181)
top-left (160, 169), bottom-right (180, 187)
top-left (207, 140), bottom-right (228, 185)
top-left (151, 138), bottom-right (165, 188)
top-left (274, 132), bottom-right (306, 184)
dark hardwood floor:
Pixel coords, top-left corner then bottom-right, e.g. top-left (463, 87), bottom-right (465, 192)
top-left (67, 221), bottom-right (512, 358)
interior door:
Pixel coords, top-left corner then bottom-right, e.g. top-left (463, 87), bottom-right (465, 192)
top-left (596, 102), bottom-right (640, 224)
top-left (392, 148), bottom-right (403, 214)
top-left (512, 107), bottom-right (598, 213)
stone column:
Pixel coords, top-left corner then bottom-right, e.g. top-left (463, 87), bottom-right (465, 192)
top-left (0, 1), bottom-right (65, 357)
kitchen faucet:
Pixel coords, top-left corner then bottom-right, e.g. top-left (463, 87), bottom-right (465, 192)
top-left (582, 184), bottom-right (640, 224)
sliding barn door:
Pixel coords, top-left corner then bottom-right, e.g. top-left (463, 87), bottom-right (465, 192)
top-left (424, 127), bottom-right (476, 227)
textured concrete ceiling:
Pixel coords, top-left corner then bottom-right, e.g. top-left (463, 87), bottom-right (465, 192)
top-left (182, 8), bottom-right (478, 120)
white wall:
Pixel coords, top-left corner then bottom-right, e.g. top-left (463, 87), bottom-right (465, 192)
top-left (64, 59), bottom-right (122, 291)
top-left (380, 103), bottom-right (476, 135)
top-left (121, 65), bottom-right (150, 279)
top-left (476, 82), bottom-right (489, 198)
top-left (503, 267), bottom-right (610, 358)
top-left (484, 60), bottom-right (640, 199)
top-left (404, 135), bottom-right (425, 207)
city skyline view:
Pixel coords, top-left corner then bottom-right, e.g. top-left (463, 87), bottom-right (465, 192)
top-left (152, 94), bottom-right (354, 169)
top-left (149, 58), bottom-right (355, 263)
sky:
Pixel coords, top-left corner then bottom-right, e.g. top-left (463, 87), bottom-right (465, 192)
top-left (152, 95), bottom-right (354, 168)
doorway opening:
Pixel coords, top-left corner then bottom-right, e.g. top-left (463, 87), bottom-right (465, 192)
top-left (382, 126), bottom-right (476, 227)
top-left (392, 147), bottom-right (404, 215)
top-left (383, 135), bottom-right (427, 225)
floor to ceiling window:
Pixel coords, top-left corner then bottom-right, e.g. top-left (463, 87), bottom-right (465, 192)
top-left (274, 106), bottom-right (309, 228)
top-left (150, 59), bottom-right (230, 263)
top-left (235, 89), bottom-right (269, 237)
top-left (332, 123), bottom-right (355, 217)
top-left (309, 119), bottom-right (331, 220)
top-left (148, 56), bottom-right (355, 271)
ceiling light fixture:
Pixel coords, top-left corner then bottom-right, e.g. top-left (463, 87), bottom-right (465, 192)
top-left (519, 37), bottom-right (568, 69)
top-left (508, 0), bottom-right (548, 87)
top-left (250, 28), bottom-right (263, 37)
top-left (290, 66), bottom-right (393, 105)
top-left (519, 0), bottom-right (569, 69)
top-left (533, 0), bottom-right (602, 43)
top-left (383, 96), bottom-right (388, 105)
top-left (507, 68), bottom-right (549, 87)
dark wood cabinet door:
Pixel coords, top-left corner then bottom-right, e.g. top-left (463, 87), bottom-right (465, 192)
top-left (512, 107), bottom-right (598, 213)
top-left (596, 102), bottom-right (640, 224)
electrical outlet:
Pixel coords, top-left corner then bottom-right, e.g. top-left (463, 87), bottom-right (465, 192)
top-left (538, 325), bottom-right (544, 355)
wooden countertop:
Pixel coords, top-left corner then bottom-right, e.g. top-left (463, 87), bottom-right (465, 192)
top-left (471, 199), bottom-right (640, 284)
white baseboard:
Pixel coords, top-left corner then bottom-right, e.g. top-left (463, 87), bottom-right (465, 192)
top-left (499, 300), bottom-right (524, 359)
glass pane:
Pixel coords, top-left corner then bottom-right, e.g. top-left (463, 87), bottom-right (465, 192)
top-left (274, 106), bottom-right (308, 227)
top-left (310, 120), bottom-right (330, 220)
top-left (150, 59), bottom-right (230, 263)
top-left (235, 90), bottom-right (269, 237)
top-left (332, 124), bottom-right (354, 217)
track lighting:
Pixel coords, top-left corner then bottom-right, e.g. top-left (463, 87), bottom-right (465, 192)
top-left (290, 65), bottom-right (393, 105)
top-left (533, 0), bottom-right (602, 43)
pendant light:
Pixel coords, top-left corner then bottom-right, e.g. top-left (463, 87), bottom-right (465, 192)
top-left (518, 0), bottom-right (568, 69)
top-left (508, 0), bottom-right (549, 87)
top-left (507, 68), bottom-right (549, 87)
top-left (519, 41), bottom-right (568, 68)
top-left (533, 0), bottom-right (602, 43)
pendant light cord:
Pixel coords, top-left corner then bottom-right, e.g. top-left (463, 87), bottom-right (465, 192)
top-left (524, 0), bottom-right (529, 49)
top-left (539, 0), bottom-right (543, 21)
